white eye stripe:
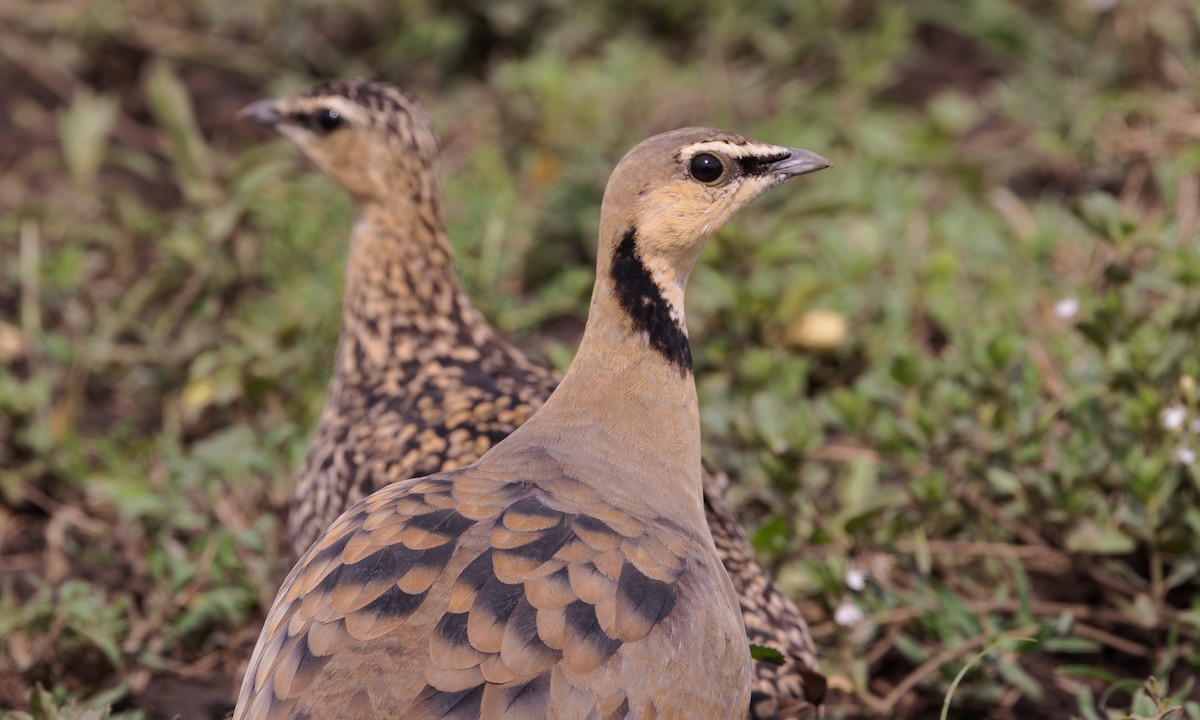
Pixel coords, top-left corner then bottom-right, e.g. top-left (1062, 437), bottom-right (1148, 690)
top-left (681, 140), bottom-right (789, 163)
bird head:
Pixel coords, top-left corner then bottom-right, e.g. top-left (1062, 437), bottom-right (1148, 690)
top-left (240, 79), bottom-right (439, 204)
top-left (589, 129), bottom-right (829, 375)
top-left (601, 128), bottom-right (829, 278)
top-left (599, 128), bottom-right (828, 313)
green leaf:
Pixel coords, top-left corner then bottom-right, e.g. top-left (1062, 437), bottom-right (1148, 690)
top-left (59, 89), bottom-right (119, 187)
top-left (1064, 519), bottom-right (1136, 555)
top-left (142, 60), bottom-right (216, 204)
top-left (996, 658), bottom-right (1045, 703)
top-left (748, 643), bottom-right (786, 666)
top-left (1075, 686), bottom-right (1103, 720)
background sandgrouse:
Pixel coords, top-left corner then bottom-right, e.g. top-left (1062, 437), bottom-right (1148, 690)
top-left (241, 80), bottom-right (828, 718)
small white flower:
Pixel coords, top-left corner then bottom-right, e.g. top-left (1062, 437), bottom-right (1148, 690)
top-left (1189, 418), bottom-right (1200, 434)
top-left (1053, 297), bottom-right (1080, 321)
top-left (1176, 447), bottom-right (1196, 465)
top-left (844, 567), bottom-right (867, 592)
top-left (834, 599), bottom-right (864, 627)
top-left (1162, 405), bottom-right (1187, 431)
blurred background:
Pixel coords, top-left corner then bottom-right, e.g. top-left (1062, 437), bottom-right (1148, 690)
top-left (2, 0), bottom-right (1199, 718)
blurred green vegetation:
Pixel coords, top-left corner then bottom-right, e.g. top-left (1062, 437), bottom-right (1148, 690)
top-left (1, 0), bottom-right (1199, 718)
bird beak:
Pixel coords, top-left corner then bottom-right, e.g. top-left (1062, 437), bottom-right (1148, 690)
top-left (769, 148), bottom-right (832, 178)
top-left (238, 99), bottom-right (284, 127)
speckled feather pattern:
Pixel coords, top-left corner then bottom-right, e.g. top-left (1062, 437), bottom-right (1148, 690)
top-left (706, 485), bottom-right (826, 719)
top-left (288, 238), bottom-right (553, 560)
top-left (255, 79), bottom-right (824, 717)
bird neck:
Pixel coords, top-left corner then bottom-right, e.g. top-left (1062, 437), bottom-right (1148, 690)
top-left (337, 194), bottom-right (498, 370)
top-left (503, 225), bottom-right (703, 518)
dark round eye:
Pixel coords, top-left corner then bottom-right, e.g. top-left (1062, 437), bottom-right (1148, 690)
top-left (312, 108), bottom-right (343, 132)
top-left (689, 153), bottom-right (724, 184)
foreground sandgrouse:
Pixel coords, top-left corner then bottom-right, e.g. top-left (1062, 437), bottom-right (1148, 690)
top-left (239, 81), bottom-right (829, 718)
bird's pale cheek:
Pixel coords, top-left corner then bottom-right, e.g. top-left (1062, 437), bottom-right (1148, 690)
top-left (723, 180), bottom-right (777, 216)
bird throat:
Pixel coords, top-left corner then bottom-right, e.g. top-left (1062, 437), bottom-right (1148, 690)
top-left (609, 227), bottom-right (692, 375)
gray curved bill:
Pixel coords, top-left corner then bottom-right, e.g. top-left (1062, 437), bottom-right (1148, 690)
top-left (238, 99), bottom-right (283, 127)
top-left (770, 148), bottom-right (832, 177)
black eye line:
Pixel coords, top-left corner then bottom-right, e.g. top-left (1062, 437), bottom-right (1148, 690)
top-left (291, 108), bottom-right (345, 133)
top-left (735, 151), bottom-right (790, 176)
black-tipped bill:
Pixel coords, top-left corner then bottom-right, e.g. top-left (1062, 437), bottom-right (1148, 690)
top-left (770, 148), bottom-right (832, 178)
top-left (238, 99), bottom-right (284, 127)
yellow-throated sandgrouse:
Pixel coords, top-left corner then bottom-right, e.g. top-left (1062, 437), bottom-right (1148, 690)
top-left (238, 80), bottom-right (830, 718)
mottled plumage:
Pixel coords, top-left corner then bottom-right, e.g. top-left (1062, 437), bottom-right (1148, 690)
top-left (239, 80), bottom-right (829, 717)
top-left (707, 487), bottom-right (827, 719)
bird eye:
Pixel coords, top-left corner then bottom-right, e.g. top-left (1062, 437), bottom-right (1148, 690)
top-left (689, 153), bottom-right (724, 184)
top-left (311, 108), bottom-right (343, 132)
